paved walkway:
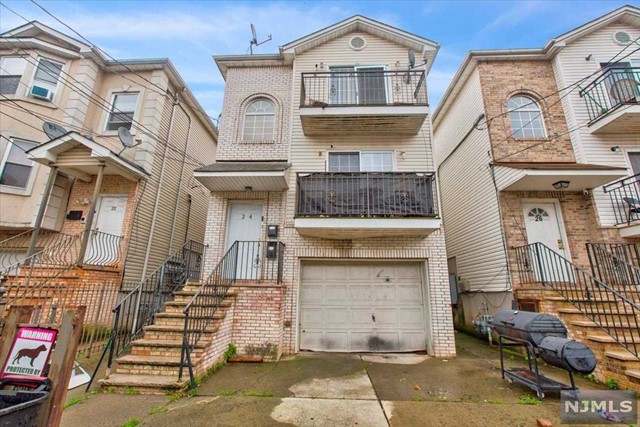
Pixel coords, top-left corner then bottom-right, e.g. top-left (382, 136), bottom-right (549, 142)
top-left (61, 332), bottom-right (612, 427)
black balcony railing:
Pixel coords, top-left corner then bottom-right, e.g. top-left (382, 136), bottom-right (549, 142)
top-left (579, 67), bottom-right (640, 122)
top-left (603, 173), bottom-right (640, 226)
top-left (300, 70), bottom-right (427, 108)
top-left (296, 172), bottom-right (438, 218)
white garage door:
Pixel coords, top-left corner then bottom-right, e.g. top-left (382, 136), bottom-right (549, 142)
top-left (300, 261), bottom-right (428, 352)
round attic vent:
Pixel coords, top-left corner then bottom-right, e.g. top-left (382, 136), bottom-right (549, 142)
top-left (613, 31), bottom-right (632, 45)
top-left (349, 36), bottom-right (366, 51)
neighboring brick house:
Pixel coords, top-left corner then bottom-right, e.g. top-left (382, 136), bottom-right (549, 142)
top-left (433, 5), bottom-right (640, 389)
top-left (191, 15), bottom-right (455, 360)
top-left (0, 22), bottom-right (217, 304)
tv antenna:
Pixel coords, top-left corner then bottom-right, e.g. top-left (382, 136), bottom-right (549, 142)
top-left (249, 23), bottom-right (272, 54)
top-left (42, 122), bottom-right (68, 140)
top-left (117, 127), bottom-right (141, 155)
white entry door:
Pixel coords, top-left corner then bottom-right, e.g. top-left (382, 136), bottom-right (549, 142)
top-left (522, 202), bottom-right (572, 281)
top-left (226, 202), bottom-right (262, 279)
top-left (86, 196), bottom-right (127, 265)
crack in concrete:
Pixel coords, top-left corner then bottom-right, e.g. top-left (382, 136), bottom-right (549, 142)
top-left (361, 355), bottom-right (392, 427)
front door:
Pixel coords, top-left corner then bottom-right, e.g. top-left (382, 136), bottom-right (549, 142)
top-left (226, 202), bottom-right (262, 279)
top-left (522, 202), bottom-right (572, 281)
top-left (86, 195), bottom-right (127, 265)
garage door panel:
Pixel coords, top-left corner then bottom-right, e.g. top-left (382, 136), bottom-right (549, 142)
top-left (325, 308), bottom-right (349, 326)
top-left (300, 261), bottom-right (427, 352)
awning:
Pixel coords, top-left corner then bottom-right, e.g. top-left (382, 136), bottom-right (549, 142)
top-left (28, 132), bottom-right (148, 181)
top-left (194, 161), bottom-right (291, 192)
top-left (493, 162), bottom-right (628, 192)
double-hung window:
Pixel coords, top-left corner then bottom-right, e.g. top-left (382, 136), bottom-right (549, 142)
top-left (106, 93), bottom-right (139, 131)
top-left (32, 58), bottom-right (63, 95)
top-left (328, 151), bottom-right (394, 172)
top-left (0, 57), bottom-right (27, 95)
top-left (0, 138), bottom-right (38, 189)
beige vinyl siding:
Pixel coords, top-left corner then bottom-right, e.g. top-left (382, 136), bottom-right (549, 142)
top-left (433, 68), bottom-right (508, 292)
top-left (553, 22), bottom-right (640, 227)
top-left (286, 31), bottom-right (434, 219)
top-left (122, 78), bottom-right (217, 284)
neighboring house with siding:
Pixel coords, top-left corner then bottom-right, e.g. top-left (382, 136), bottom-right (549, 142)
top-left (0, 22), bottom-right (217, 293)
top-left (102, 15), bottom-right (456, 393)
top-left (433, 5), bottom-right (640, 389)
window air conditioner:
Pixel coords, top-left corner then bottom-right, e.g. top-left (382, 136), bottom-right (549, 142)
top-left (30, 85), bottom-right (54, 101)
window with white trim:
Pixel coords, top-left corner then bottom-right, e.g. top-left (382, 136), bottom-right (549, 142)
top-left (328, 151), bottom-right (394, 172)
top-left (0, 57), bottom-right (27, 95)
top-left (243, 98), bottom-right (275, 141)
top-left (32, 58), bottom-right (63, 94)
top-left (0, 138), bottom-right (38, 188)
top-left (106, 92), bottom-right (139, 131)
top-left (508, 95), bottom-right (547, 139)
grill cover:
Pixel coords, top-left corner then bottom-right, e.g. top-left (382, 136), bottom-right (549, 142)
top-left (538, 336), bottom-right (597, 375)
top-left (491, 310), bottom-right (567, 345)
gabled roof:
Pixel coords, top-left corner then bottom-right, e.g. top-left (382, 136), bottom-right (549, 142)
top-left (433, 4), bottom-right (640, 126)
top-left (215, 15), bottom-right (440, 78)
top-left (1, 21), bottom-right (218, 138)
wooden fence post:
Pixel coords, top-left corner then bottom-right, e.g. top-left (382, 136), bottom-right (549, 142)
top-left (40, 306), bottom-right (86, 427)
top-left (0, 305), bottom-right (34, 365)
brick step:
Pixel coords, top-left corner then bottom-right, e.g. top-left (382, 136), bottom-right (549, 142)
top-left (142, 324), bottom-right (219, 341)
top-left (164, 300), bottom-right (231, 313)
top-left (171, 293), bottom-right (235, 304)
top-left (153, 312), bottom-right (225, 327)
top-left (115, 355), bottom-right (197, 376)
top-left (130, 339), bottom-right (208, 358)
top-left (605, 351), bottom-right (640, 364)
top-left (625, 370), bottom-right (640, 381)
top-left (99, 374), bottom-right (187, 395)
top-left (570, 320), bottom-right (640, 330)
top-left (586, 335), bottom-right (640, 345)
top-left (546, 296), bottom-right (623, 304)
top-left (557, 308), bottom-right (639, 322)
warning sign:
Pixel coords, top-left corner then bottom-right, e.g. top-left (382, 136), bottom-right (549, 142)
top-left (1, 327), bottom-right (57, 378)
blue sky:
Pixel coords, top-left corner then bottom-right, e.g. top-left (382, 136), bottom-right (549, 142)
top-left (1, 0), bottom-right (636, 118)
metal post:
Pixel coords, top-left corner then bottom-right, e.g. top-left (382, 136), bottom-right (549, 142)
top-left (78, 164), bottom-right (105, 266)
top-left (27, 166), bottom-right (58, 257)
top-left (534, 244), bottom-right (546, 285)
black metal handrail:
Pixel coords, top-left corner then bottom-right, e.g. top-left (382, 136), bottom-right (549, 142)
top-left (587, 243), bottom-right (640, 304)
top-left (514, 242), bottom-right (639, 358)
top-left (103, 240), bottom-right (205, 370)
top-left (300, 70), bottom-right (427, 107)
top-left (179, 240), bottom-right (284, 388)
top-left (603, 173), bottom-right (640, 226)
top-left (0, 229), bottom-right (76, 270)
top-left (296, 172), bottom-right (438, 218)
top-left (579, 67), bottom-right (640, 122)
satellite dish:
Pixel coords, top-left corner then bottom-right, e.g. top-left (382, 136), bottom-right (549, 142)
top-left (250, 23), bottom-right (257, 43)
top-left (408, 49), bottom-right (416, 69)
top-left (117, 127), bottom-right (140, 155)
top-left (248, 23), bottom-right (272, 55)
top-left (42, 122), bottom-right (68, 140)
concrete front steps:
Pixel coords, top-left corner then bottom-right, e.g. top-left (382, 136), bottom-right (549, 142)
top-left (518, 290), bottom-right (640, 391)
top-left (99, 282), bottom-right (236, 394)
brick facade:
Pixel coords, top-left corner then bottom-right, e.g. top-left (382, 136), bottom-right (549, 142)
top-left (477, 60), bottom-right (576, 163)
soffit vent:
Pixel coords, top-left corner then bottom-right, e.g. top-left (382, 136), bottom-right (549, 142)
top-left (613, 31), bottom-right (632, 45)
top-left (349, 36), bottom-right (366, 51)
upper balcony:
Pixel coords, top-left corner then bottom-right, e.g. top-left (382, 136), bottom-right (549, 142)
top-left (299, 70), bottom-right (428, 136)
top-left (579, 67), bottom-right (640, 134)
top-left (294, 172), bottom-right (440, 239)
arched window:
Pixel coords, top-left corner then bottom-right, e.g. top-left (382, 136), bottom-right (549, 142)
top-left (508, 95), bottom-right (546, 139)
top-left (243, 98), bottom-right (275, 141)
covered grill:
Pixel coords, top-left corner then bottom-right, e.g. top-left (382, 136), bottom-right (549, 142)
top-left (490, 310), bottom-right (597, 398)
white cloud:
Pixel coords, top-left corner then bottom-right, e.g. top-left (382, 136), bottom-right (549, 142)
top-left (428, 68), bottom-right (457, 110)
top-left (480, 1), bottom-right (549, 33)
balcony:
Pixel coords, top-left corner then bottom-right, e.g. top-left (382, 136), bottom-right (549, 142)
top-left (579, 67), bottom-right (640, 134)
top-left (299, 70), bottom-right (428, 136)
top-left (294, 172), bottom-right (440, 239)
top-left (603, 173), bottom-right (640, 238)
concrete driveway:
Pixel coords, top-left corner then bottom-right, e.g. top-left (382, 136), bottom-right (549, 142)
top-left (61, 332), bottom-right (612, 427)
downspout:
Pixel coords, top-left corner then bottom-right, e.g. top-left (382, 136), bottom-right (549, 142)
top-left (140, 95), bottom-right (178, 279)
top-left (168, 94), bottom-right (192, 253)
top-left (183, 194), bottom-right (192, 244)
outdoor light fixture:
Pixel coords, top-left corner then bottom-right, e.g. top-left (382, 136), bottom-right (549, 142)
top-left (244, 186), bottom-right (253, 192)
top-left (611, 146), bottom-right (621, 152)
top-left (553, 180), bottom-right (570, 190)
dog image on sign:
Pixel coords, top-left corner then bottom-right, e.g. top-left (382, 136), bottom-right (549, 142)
top-left (2, 327), bottom-right (57, 378)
